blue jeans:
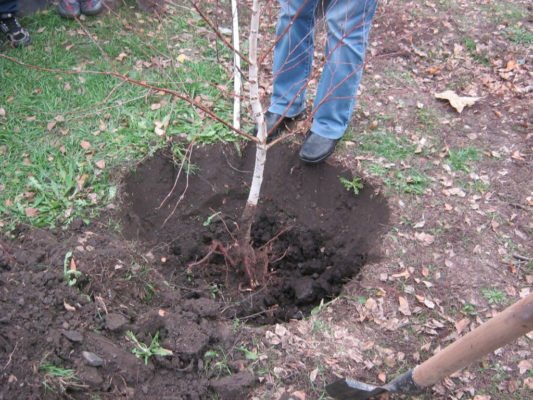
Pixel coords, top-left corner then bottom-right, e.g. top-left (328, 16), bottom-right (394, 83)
top-left (269, 0), bottom-right (378, 139)
top-left (0, 0), bottom-right (18, 14)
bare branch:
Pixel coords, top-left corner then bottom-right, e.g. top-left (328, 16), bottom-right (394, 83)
top-left (0, 54), bottom-right (258, 143)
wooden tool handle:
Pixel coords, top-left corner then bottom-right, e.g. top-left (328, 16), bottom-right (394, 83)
top-left (413, 292), bottom-right (533, 388)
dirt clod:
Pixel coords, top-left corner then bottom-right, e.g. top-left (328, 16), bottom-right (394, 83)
top-left (210, 370), bottom-right (256, 400)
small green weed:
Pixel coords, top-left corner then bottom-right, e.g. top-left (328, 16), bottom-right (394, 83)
top-left (63, 250), bottom-right (82, 287)
top-left (461, 303), bottom-right (478, 316)
top-left (203, 211), bottom-right (222, 227)
top-left (237, 345), bottom-right (259, 361)
top-left (447, 147), bottom-right (480, 172)
top-left (40, 362), bottom-right (86, 393)
top-left (339, 176), bottom-right (364, 195)
top-left (481, 288), bottom-right (507, 305)
top-left (126, 331), bottom-right (173, 364)
top-left (204, 348), bottom-right (231, 377)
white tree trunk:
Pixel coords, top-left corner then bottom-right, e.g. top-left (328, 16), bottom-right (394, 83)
top-left (232, 0), bottom-right (242, 130)
top-left (245, 0), bottom-right (267, 215)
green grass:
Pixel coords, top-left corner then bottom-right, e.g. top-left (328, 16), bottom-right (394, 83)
top-left (505, 26), bottom-right (533, 44)
top-left (447, 147), bottom-right (481, 172)
top-left (0, 8), bottom-right (235, 230)
top-left (40, 362), bottom-right (86, 393)
top-left (384, 169), bottom-right (430, 194)
top-left (485, 2), bottom-right (528, 25)
top-left (358, 130), bottom-right (416, 161)
top-left (204, 347), bottom-right (232, 377)
top-left (463, 37), bottom-right (490, 65)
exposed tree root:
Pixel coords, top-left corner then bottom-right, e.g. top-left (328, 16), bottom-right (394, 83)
top-left (186, 225), bottom-right (292, 289)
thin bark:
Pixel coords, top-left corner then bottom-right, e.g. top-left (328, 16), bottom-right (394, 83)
top-left (232, 0), bottom-right (242, 130)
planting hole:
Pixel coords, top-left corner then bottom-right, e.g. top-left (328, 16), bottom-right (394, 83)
top-left (121, 143), bottom-right (390, 324)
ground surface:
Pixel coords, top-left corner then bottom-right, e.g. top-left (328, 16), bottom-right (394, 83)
top-left (1, 0), bottom-right (532, 399)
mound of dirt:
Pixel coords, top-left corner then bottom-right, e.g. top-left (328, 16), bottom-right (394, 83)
top-left (0, 228), bottom-right (244, 400)
top-left (121, 143), bottom-right (390, 323)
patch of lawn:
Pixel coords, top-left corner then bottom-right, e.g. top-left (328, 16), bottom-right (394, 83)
top-left (358, 130), bottom-right (416, 161)
top-left (0, 7), bottom-right (235, 229)
top-left (384, 168), bottom-right (430, 195)
top-left (447, 147), bottom-right (481, 172)
top-left (485, 1), bottom-right (528, 25)
top-left (505, 26), bottom-right (533, 45)
top-left (463, 37), bottom-right (490, 66)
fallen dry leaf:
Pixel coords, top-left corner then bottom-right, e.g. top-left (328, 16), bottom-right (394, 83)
top-left (116, 52), bottom-right (128, 62)
top-left (455, 318), bottom-right (470, 334)
top-left (415, 232), bottom-right (435, 246)
top-left (177, 53), bottom-right (190, 63)
top-left (435, 90), bottom-right (480, 113)
top-left (76, 174), bottom-right (88, 190)
top-left (80, 140), bottom-right (91, 150)
top-left (309, 368), bottom-right (319, 383)
top-left (64, 301), bottom-right (76, 311)
top-left (398, 296), bottom-right (411, 316)
top-left (95, 160), bottom-right (106, 169)
top-left (518, 360), bottom-right (533, 375)
top-left (25, 207), bottom-right (39, 217)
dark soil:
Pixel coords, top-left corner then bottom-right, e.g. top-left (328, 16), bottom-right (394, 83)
top-left (121, 143), bottom-right (390, 323)
top-left (0, 142), bottom-right (389, 399)
top-left (0, 227), bottom-right (243, 400)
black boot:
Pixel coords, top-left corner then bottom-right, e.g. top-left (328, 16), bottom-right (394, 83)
top-left (254, 111), bottom-right (302, 143)
top-left (299, 131), bottom-right (339, 164)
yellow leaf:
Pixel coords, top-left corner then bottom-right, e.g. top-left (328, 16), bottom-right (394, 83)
top-left (177, 53), bottom-right (190, 63)
top-left (398, 296), bottom-right (411, 316)
top-left (435, 90), bottom-right (481, 113)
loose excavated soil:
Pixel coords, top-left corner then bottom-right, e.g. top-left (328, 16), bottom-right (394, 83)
top-left (121, 143), bottom-right (390, 323)
top-left (0, 143), bottom-right (389, 399)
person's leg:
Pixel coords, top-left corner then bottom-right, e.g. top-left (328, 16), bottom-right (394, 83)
top-left (0, 0), bottom-right (18, 14)
top-left (269, 0), bottom-right (320, 118)
top-left (0, 0), bottom-right (31, 48)
top-left (310, 0), bottom-right (378, 139)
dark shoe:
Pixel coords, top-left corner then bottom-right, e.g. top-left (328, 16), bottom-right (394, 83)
top-left (80, 0), bottom-right (103, 16)
top-left (299, 131), bottom-right (339, 164)
top-left (0, 13), bottom-right (31, 48)
top-left (58, 0), bottom-right (81, 18)
top-left (254, 111), bottom-right (301, 143)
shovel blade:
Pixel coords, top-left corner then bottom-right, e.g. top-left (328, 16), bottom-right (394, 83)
top-left (326, 378), bottom-right (387, 400)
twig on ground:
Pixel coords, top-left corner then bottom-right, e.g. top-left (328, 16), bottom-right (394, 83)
top-left (158, 140), bottom-right (195, 210)
top-left (161, 142), bottom-right (194, 227)
top-left (2, 340), bottom-right (19, 371)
